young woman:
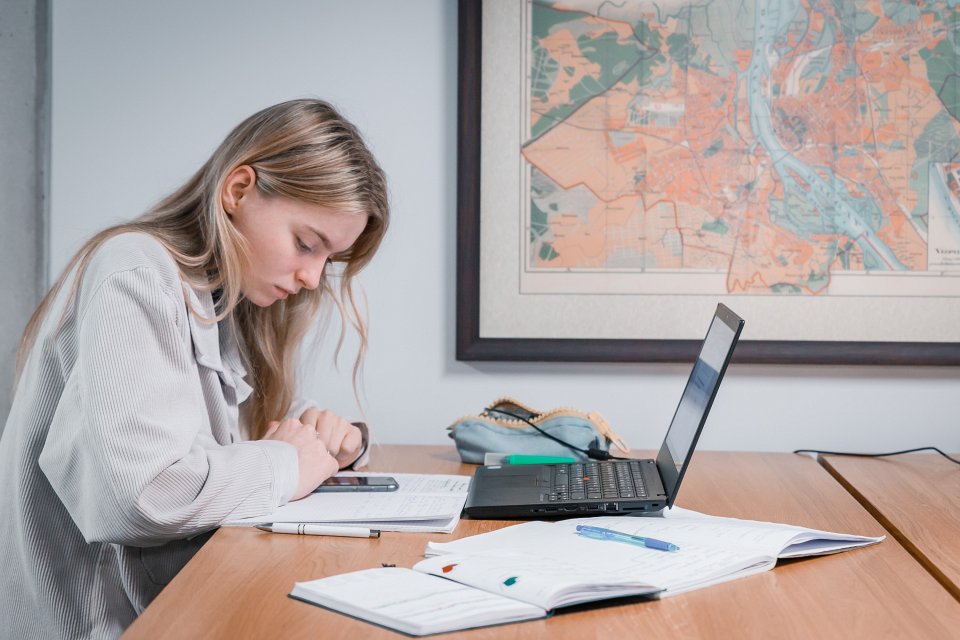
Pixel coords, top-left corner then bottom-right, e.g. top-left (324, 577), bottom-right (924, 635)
top-left (0, 99), bottom-right (389, 638)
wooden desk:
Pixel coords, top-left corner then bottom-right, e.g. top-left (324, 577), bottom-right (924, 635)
top-left (123, 446), bottom-right (960, 639)
top-left (820, 452), bottom-right (960, 601)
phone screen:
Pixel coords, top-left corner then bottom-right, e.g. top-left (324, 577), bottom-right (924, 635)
top-left (313, 476), bottom-right (399, 492)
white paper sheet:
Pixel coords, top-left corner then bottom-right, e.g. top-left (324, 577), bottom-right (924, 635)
top-left (226, 472), bottom-right (471, 533)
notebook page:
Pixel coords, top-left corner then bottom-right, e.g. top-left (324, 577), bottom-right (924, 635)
top-left (290, 567), bottom-right (545, 636)
top-left (423, 508), bottom-right (881, 595)
top-left (428, 508), bottom-right (879, 559)
top-left (225, 472), bottom-right (469, 529)
top-left (415, 551), bottom-right (663, 609)
top-left (647, 507), bottom-right (883, 557)
top-left (422, 523), bottom-right (772, 596)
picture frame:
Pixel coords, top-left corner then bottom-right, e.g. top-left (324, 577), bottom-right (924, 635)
top-left (455, 0), bottom-right (960, 365)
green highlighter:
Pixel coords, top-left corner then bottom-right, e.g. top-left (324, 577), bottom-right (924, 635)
top-left (503, 454), bottom-right (576, 465)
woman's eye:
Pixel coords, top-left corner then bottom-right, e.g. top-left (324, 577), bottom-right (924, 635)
top-left (296, 238), bottom-right (313, 253)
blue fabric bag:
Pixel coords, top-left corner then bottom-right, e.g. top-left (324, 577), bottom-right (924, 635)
top-left (447, 397), bottom-right (630, 464)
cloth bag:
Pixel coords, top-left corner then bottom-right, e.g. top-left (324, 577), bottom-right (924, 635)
top-left (447, 397), bottom-right (630, 464)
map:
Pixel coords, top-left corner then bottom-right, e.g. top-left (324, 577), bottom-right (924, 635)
top-left (523, 0), bottom-right (960, 296)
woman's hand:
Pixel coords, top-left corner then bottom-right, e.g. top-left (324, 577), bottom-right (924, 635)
top-left (299, 408), bottom-right (364, 469)
top-left (263, 418), bottom-right (339, 500)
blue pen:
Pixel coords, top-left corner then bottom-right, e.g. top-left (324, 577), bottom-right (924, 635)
top-left (576, 525), bottom-right (680, 552)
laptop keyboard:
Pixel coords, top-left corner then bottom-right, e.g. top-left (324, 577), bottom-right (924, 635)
top-left (547, 460), bottom-right (648, 502)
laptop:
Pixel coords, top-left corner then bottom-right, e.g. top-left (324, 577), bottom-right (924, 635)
top-left (464, 303), bottom-right (744, 518)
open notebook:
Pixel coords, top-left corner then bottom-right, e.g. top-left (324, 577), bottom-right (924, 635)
top-left (289, 507), bottom-right (883, 636)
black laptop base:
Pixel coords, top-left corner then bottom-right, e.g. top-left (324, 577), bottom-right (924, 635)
top-left (463, 459), bottom-right (668, 519)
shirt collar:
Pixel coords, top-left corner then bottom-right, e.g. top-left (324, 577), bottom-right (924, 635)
top-left (183, 284), bottom-right (253, 403)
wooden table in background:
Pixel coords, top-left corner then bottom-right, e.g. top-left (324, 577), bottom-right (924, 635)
top-left (820, 452), bottom-right (960, 601)
top-left (123, 446), bottom-right (960, 639)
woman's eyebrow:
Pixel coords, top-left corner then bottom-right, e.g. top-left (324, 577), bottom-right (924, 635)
top-left (306, 225), bottom-right (333, 251)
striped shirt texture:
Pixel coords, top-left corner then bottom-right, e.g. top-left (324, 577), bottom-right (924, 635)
top-left (0, 233), bottom-right (356, 638)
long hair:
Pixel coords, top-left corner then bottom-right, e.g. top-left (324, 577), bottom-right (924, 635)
top-left (16, 98), bottom-right (389, 438)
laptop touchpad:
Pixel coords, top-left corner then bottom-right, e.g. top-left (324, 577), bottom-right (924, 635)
top-left (477, 467), bottom-right (539, 492)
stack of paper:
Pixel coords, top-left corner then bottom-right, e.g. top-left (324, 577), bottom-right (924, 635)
top-left (226, 472), bottom-right (470, 533)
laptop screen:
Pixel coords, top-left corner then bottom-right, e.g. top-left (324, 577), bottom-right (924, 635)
top-left (656, 304), bottom-right (743, 506)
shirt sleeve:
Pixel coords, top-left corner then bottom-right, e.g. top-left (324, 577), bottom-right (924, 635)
top-left (38, 265), bottom-right (299, 546)
top-left (348, 421), bottom-right (371, 469)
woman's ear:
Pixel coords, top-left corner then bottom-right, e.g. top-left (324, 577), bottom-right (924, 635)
top-left (221, 165), bottom-right (256, 216)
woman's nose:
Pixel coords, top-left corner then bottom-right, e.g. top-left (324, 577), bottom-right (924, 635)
top-left (296, 260), bottom-right (326, 290)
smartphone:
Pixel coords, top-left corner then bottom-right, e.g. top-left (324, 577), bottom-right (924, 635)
top-left (313, 476), bottom-right (399, 493)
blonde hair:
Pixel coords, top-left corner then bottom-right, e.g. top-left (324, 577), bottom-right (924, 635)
top-left (16, 98), bottom-right (389, 438)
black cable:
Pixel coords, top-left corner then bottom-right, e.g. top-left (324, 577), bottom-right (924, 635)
top-left (484, 407), bottom-right (629, 461)
top-left (793, 446), bottom-right (960, 466)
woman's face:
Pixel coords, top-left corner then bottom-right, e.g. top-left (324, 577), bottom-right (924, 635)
top-left (223, 166), bottom-right (368, 307)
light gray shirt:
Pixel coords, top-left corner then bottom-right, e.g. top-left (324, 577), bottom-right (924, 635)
top-left (0, 233), bottom-right (346, 639)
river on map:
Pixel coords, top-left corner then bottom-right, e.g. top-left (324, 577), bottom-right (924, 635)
top-left (745, 0), bottom-right (907, 270)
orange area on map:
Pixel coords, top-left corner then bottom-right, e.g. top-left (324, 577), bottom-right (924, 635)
top-left (525, 3), bottom-right (956, 292)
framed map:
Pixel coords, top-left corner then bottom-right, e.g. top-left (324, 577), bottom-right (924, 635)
top-left (456, 0), bottom-right (960, 364)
